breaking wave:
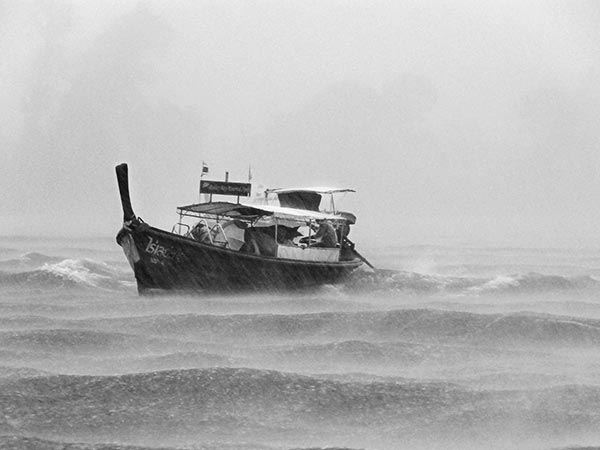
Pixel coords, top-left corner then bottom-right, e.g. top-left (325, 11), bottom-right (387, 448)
top-left (1, 249), bottom-right (599, 297)
top-left (0, 255), bottom-right (134, 290)
top-left (343, 269), bottom-right (600, 295)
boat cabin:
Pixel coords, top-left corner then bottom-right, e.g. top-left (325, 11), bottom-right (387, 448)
top-left (172, 185), bottom-right (357, 262)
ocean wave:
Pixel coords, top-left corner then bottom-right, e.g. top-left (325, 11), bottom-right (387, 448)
top-left (262, 340), bottom-right (423, 368)
top-left (553, 447), bottom-right (600, 450)
top-left (0, 366), bottom-right (54, 380)
top-left (0, 367), bottom-right (470, 427)
top-left (343, 269), bottom-right (600, 296)
top-left (0, 435), bottom-right (284, 450)
top-left (113, 309), bottom-right (600, 348)
top-left (2, 368), bottom-right (600, 447)
top-left (0, 269), bottom-right (82, 289)
top-left (3, 250), bottom-right (596, 297)
top-left (40, 258), bottom-right (133, 289)
top-left (255, 339), bottom-right (543, 374)
top-left (0, 252), bottom-right (63, 273)
top-left (469, 272), bottom-right (599, 294)
top-left (0, 315), bottom-right (62, 331)
top-left (0, 329), bottom-right (186, 355)
top-left (0, 257), bottom-right (134, 290)
top-left (124, 351), bottom-right (238, 373)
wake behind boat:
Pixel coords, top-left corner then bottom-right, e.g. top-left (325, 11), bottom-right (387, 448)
top-left (115, 163), bottom-right (364, 293)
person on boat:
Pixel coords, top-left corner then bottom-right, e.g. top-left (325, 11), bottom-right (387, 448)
top-left (337, 222), bottom-right (350, 242)
top-left (308, 219), bottom-right (338, 248)
top-left (242, 227), bottom-right (277, 256)
top-left (190, 221), bottom-right (211, 244)
top-left (276, 225), bottom-right (302, 246)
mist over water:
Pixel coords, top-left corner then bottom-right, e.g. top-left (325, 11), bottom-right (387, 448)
top-left (2, 1), bottom-right (600, 245)
top-left (1, 236), bottom-right (600, 449)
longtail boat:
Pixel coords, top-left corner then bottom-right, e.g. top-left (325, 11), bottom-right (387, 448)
top-left (115, 163), bottom-right (364, 294)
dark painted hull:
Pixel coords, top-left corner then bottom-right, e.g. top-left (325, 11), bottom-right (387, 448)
top-left (117, 221), bottom-right (362, 294)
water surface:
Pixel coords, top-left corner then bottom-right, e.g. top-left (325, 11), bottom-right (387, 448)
top-left (1, 236), bottom-right (600, 450)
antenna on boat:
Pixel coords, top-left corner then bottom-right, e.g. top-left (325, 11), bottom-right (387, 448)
top-left (115, 163), bottom-right (136, 222)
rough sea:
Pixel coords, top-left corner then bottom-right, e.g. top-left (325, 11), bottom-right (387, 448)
top-left (1, 235), bottom-right (600, 450)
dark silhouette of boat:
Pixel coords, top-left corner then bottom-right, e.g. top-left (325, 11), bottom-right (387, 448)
top-left (115, 163), bottom-right (365, 294)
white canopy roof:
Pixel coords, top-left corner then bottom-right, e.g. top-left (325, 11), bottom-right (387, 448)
top-left (265, 187), bottom-right (355, 194)
top-left (240, 201), bottom-right (346, 222)
top-left (177, 201), bottom-right (350, 224)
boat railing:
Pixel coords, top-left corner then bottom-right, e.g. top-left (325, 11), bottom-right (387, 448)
top-left (172, 222), bottom-right (190, 236)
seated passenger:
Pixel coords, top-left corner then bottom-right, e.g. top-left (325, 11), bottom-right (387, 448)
top-left (190, 221), bottom-right (211, 244)
top-left (276, 225), bottom-right (302, 246)
top-left (308, 219), bottom-right (338, 248)
top-left (337, 222), bottom-right (350, 242)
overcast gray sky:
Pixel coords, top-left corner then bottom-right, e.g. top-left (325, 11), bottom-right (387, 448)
top-left (2, 0), bottom-right (599, 246)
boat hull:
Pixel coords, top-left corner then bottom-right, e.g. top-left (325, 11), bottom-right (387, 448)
top-left (117, 221), bottom-right (362, 294)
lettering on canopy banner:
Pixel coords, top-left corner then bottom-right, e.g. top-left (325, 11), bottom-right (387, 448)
top-left (200, 180), bottom-right (251, 197)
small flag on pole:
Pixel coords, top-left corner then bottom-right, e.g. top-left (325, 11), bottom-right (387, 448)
top-left (201, 161), bottom-right (209, 177)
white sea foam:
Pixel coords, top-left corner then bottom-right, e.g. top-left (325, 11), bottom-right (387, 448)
top-left (470, 275), bottom-right (521, 293)
top-left (40, 258), bottom-right (129, 289)
top-left (41, 259), bottom-right (106, 287)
